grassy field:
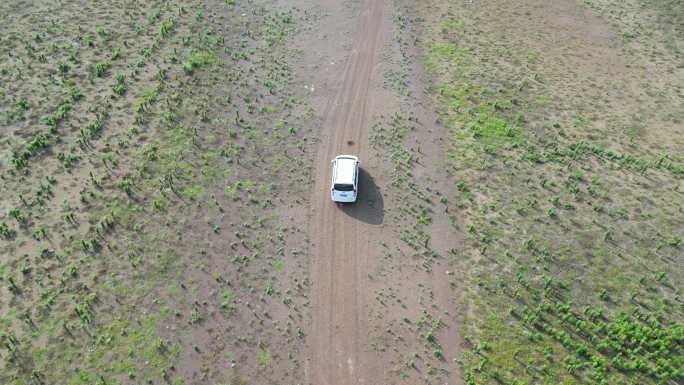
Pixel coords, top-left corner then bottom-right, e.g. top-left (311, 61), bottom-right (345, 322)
top-left (0, 1), bottom-right (312, 384)
top-left (414, 0), bottom-right (683, 384)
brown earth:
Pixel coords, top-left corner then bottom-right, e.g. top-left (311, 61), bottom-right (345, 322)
top-left (305, 0), bottom-right (389, 383)
top-left (1, 0), bottom-right (468, 383)
top-left (297, 0), bottom-right (465, 384)
top-left (1, 1), bottom-right (315, 384)
top-left (2, 0), bottom-right (680, 383)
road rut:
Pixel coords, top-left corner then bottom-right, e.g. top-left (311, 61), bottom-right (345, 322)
top-left (306, 0), bottom-right (388, 384)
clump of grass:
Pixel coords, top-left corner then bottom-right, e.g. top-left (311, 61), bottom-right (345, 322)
top-left (113, 74), bottom-right (127, 96)
top-left (67, 85), bottom-right (83, 101)
top-left (190, 303), bottom-right (203, 324)
top-left (134, 88), bottom-right (158, 114)
top-left (9, 208), bottom-right (27, 226)
top-left (182, 51), bottom-right (218, 75)
top-left (258, 349), bottom-right (271, 368)
top-left (11, 99), bottom-right (76, 168)
top-left (0, 222), bottom-right (17, 239)
top-left (58, 61), bottom-right (70, 74)
top-left (219, 290), bottom-right (235, 312)
top-left (31, 226), bottom-right (48, 240)
top-left (92, 61), bottom-right (110, 77)
top-left (56, 151), bottom-right (80, 169)
top-left (159, 18), bottom-right (176, 38)
top-left (118, 178), bottom-right (134, 196)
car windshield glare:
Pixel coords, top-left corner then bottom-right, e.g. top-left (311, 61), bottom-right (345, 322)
top-left (334, 183), bottom-right (354, 191)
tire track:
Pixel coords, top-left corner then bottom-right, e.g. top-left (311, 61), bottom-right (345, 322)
top-left (306, 1), bottom-right (388, 384)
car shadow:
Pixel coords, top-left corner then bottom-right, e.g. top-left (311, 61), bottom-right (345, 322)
top-left (339, 167), bottom-right (384, 225)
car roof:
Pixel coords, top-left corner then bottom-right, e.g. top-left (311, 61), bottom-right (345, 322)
top-left (334, 156), bottom-right (357, 184)
top-left (335, 155), bottom-right (358, 161)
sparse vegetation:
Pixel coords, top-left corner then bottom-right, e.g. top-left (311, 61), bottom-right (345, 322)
top-left (2, 0), bottom-right (679, 384)
top-left (418, 0), bottom-right (684, 383)
top-left (1, 1), bottom-right (309, 384)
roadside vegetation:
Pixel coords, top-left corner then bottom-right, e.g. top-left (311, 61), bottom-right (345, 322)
top-left (414, 0), bottom-right (683, 383)
top-left (0, 1), bottom-right (311, 384)
top-left (370, 112), bottom-right (458, 383)
top-left (361, 2), bottom-right (465, 383)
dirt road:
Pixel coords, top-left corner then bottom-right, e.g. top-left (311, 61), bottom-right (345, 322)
top-left (306, 0), bottom-right (389, 384)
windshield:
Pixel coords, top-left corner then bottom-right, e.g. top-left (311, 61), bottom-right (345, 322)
top-left (334, 183), bottom-right (354, 191)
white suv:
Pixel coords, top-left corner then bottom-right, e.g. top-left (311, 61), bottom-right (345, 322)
top-left (331, 155), bottom-right (360, 203)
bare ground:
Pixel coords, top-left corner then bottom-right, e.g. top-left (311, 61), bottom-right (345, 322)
top-left (304, 0), bottom-right (391, 382)
top-left (296, 0), bottom-right (465, 383)
top-left (4, 0), bottom-right (677, 384)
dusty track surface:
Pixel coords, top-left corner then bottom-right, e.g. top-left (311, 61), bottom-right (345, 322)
top-left (306, 0), bottom-right (389, 384)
